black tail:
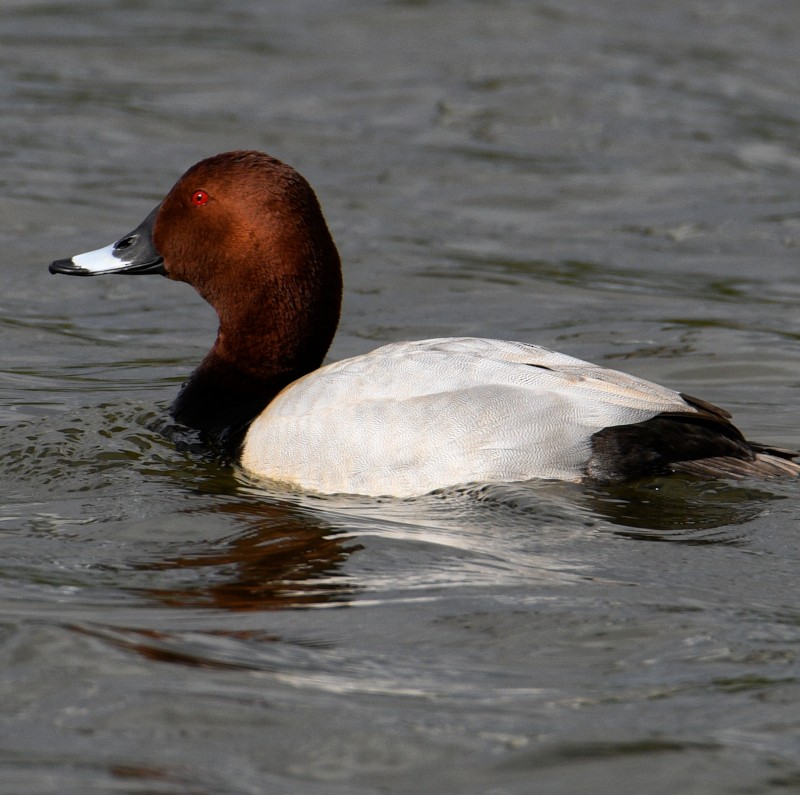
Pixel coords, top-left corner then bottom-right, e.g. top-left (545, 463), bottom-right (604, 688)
top-left (588, 393), bottom-right (799, 482)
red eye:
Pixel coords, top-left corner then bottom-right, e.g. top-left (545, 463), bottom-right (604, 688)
top-left (191, 189), bottom-right (209, 207)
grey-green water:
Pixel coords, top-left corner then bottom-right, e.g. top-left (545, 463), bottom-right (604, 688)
top-left (2, 1), bottom-right (800, 793)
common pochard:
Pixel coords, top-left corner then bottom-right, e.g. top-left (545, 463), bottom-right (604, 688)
top-left (49, 151), bottom-right (799, 496)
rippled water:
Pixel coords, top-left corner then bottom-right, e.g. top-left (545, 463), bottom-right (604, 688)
top-left (2, 1), bottom-right (800, 793)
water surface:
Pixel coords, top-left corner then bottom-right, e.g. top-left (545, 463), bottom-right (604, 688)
top-left (2, 1), bottom-right (800, 793)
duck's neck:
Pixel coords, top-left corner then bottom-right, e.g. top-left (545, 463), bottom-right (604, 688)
top-left (170, 250), bottom-right (342, 451)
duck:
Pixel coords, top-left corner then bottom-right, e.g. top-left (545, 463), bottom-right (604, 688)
top-left (49, 150), bottom-right (799, 497)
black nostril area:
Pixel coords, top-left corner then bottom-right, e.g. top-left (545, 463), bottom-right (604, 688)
top-left (115, 234), bottom-right (137, 250)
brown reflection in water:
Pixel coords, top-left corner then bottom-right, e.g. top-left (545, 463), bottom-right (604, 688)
top-left (135, 499), bottom-right (363, 611)
top-left (73, 623), bottom-right (277, 670)
top-left (109, 764), bottom-right (192, 790)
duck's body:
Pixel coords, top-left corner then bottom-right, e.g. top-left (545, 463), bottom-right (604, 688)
top-left (241, 337), bottom-right (693, 496)
top-left (49, 151), bottom-right (799, 497)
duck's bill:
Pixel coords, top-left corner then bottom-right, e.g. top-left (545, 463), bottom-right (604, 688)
top-left (49, 204), bottom-right (166, 277)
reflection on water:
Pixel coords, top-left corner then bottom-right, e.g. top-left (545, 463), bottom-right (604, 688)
top-left (577, 476), bottom-right (777, 539)
top-left (117, 470), bottom-right (785, 630)
top-left (136, 500), bottom-right (362, 610)
top-left (71, 623), bottom-right (283, 672)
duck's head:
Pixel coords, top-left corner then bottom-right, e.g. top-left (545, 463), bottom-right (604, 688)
top-left (50, 150), bottom-right (343, 366)
top-left (51, 150), bottom-right (342, 307)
